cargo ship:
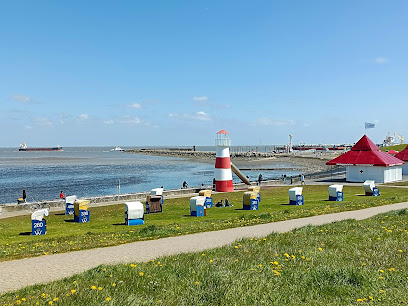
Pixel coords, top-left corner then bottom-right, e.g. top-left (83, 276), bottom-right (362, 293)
top-left (19, 142), bottom-right (63, 151)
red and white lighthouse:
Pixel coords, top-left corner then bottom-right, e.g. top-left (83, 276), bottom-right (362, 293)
top-left (214, 130), bottom-right (233, 192)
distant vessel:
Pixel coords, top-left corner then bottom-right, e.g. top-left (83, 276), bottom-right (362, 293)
top-left (110, 146), bottom-right (125, 152)
top-left (19, 142), bottom-right (63, 152)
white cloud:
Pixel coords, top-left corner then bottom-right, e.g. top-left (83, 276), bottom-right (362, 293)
top-left (375, 57), bottom-right (389, 64)
top-left (127, 103), bottom-right (142, 109)
top-left (255, 118), bottom-right (295, 126)
top-left (36, 117), bottom-right (53, 127)
top-left (168, 111), bottom-right (211, 121)
top-left (119, 116), bottom-right (142, 125)
top-left (104, 119), bottom-right (114, 125)
top-left (24, 125), bottom-right (33, 129)
top-left (78, 114), bottom-right (89, 121)
top-left (193, 96), bottom-right (208, 102)
top-left (12, 95), bottom-right (33, 103)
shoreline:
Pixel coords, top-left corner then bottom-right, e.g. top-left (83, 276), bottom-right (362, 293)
top-left (125, 148), bottom-right (336, 174)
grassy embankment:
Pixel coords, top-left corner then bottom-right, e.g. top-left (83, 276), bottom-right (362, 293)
top-left (1, 209), bottom-right (407, 305)
top-left (379, 144), bottom-right (407, 152)
top-left (1, 185), bottom-right (408, 262)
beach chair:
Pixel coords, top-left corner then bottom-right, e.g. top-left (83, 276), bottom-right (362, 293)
top-left (65, 195), bottom-right (77, 215)
top-left (74, 200), bottom-right (90, 223)
top-left (125, 201), bottom-right (144, 225)
top-left (190, 196), bottom-right (206, 217)
top-left (31, 208), bottom-right (49, 235)
top-left (328, 185), bottom-right (343, 201)
top-left (199, 190), bottom-right (213, 207)
top-left (363, 180), bottom-right (380, 196)
top-left (243, 191), bottom-right (258, 210)
top-left (289, 187), bottom-right (303, 205)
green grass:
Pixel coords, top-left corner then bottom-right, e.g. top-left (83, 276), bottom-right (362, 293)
top-left (379, 144), bottom-right (407, 152)
top-left (1, 185), bottom-right (408, 262)
top-left (1, 209), bottom-right (407, 305)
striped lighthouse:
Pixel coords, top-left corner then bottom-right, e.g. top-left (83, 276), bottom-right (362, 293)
top-left (214, 130), bottom-right (234, 192)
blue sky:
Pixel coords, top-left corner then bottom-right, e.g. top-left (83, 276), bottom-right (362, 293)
top-left (1, 1), bottom-right (407, 147)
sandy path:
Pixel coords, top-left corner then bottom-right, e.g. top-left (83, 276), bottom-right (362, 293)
top-left (1, 201), bottom-right (407, 294)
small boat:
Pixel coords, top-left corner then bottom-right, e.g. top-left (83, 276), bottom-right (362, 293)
top-left (110, 146), bottom-right (125, 152)
top-left (19, 142), bottom-right (63, 152)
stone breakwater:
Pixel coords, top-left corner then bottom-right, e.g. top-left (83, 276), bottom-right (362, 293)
top-left (125, 149), bottom-right (335, 174)
top-left (125, 149), bottom-right (276, 160)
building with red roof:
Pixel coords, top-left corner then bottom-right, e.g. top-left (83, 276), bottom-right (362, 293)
top-left (394, 145), bottom-right (408, 174)
top-left (326, 135), bottom-right (404, 183)
top-left (387, 149), bottom-right (399, 156)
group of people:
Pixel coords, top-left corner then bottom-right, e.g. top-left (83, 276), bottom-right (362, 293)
top-left (18, 189), bottom-right (65, 204)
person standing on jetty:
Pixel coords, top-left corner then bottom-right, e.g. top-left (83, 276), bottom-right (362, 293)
top-left (182, 181), bottom-right (188, 188)
top-left (22, 189), bottom-right (27, 203)
top-left (300, 174), bottom-right (305, 185)
top-left (59, 191), bottom-right (65, 198)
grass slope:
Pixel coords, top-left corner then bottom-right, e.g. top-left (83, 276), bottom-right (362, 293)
top-left (1, 209), bottom-right (407, 305)
top-left (1, 185), bottom-right (408, 262)
top-left (379, 144), bottom-right (407, 152)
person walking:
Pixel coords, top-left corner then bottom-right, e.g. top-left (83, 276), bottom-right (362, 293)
top-left (258, 173), bottom-right (263, 185)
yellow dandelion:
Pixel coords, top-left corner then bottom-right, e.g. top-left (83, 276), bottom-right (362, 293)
top-left (379, 270), bottom-right (384, 273)
top-left (318, 247), bottom-right (323, 251)
top-left (389, 268), bottom-right (395, 271)
top-left (112, 283), bottom-right (116, 287)
top-left (284, 253), bottom-right (289, 258)
top-left (16, 301), bottom-right (22, 305)
top-left (234, 246), bottom-right (239, 249)
top-left (73, 281), bottom-right (77, 284)
top-left (398, 250), bottom-right (403, 252)
top-left (49, 302), bottom-right (53, 305)
top-left (53, 297), bottom-right (59, 301)
top-left (71, 289), bottom-right (76, 294)
top-left (106, 297), bottom-right (111, 301)
top-left (139, 272), bottom-right (144, 276)
top-left (130, 264), bottom-right (137, 267)
top-left (91, 285), bottom-right (96, 290)
top-left (201, 253), bottom-right (205, 256)
top-left (369, 296), bottom-right (373, 300)
top-left (209, 259), bottom-right (214, 263)
top-left (379, 276), bottom-right (384, 279)
top-left (98, 287), bottom-right (103, 290)
top-left (235, 259), bottom-right (239, 262)
top-left (194, 281), bottom-right (200, 285)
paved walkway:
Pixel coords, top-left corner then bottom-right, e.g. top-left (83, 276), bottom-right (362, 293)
top-left (1, 201), bottom-right (408, 294)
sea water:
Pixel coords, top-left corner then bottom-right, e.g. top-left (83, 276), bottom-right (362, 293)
top-left (0, 146), bottom-right (300, 204)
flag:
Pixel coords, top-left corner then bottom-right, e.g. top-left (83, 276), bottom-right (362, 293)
top-left (365, 122), bottom-right (375, 129)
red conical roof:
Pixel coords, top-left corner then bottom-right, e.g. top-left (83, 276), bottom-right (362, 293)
top-left (216, 130), bottom-right (229, 134)
top-left (394, 145), bottom-right (408, 161)
top-left (326, 135), bottom-right (405, 167)
top-left (351, 135), bottom-right (380, 151)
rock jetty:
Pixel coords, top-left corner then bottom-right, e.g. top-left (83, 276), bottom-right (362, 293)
top-left (125, 149), bottom-right (276, 160)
